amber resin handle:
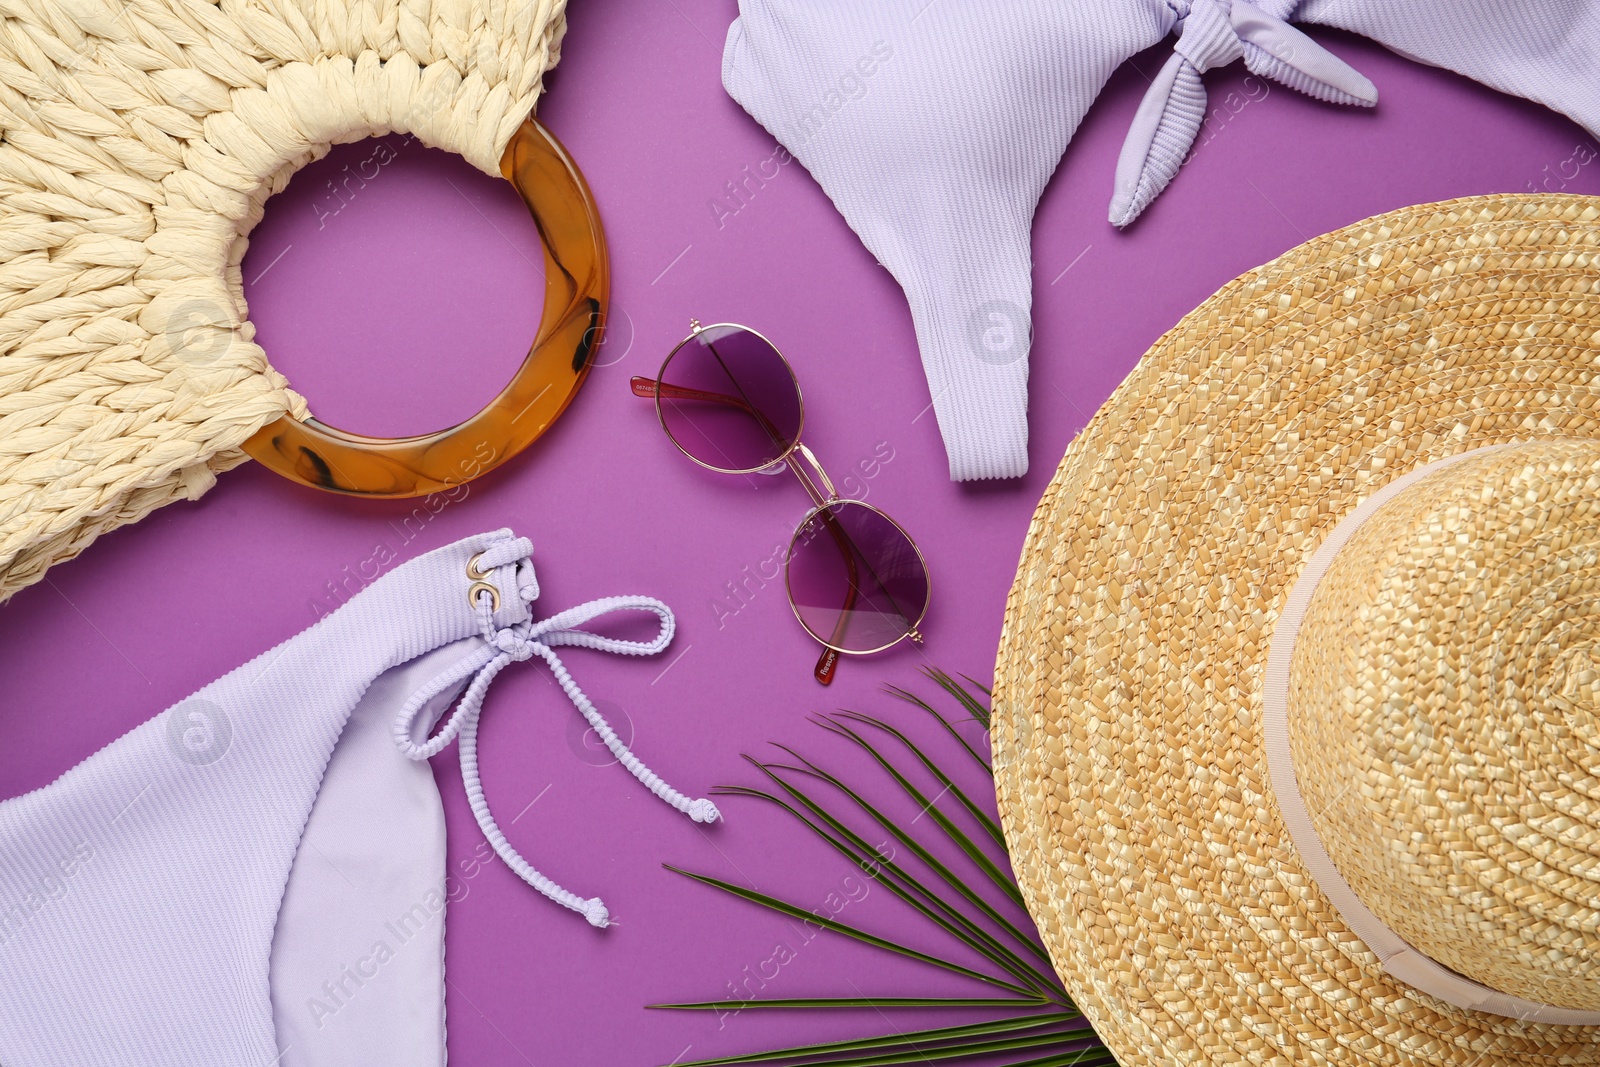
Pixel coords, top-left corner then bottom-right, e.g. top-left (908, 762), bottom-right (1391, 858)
top-left (242, 117), bottom-right (609, 497)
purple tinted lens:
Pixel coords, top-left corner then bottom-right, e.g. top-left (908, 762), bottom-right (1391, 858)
top-left (657, 325), bottom-right (801, 472)
top-left (787, 502), bottom-right (929, 653)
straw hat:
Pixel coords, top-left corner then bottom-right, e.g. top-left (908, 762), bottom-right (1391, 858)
top-left (0, 0), bottom-right (568, 600)
top-left (992, 193), bottom-right (1600, 1066)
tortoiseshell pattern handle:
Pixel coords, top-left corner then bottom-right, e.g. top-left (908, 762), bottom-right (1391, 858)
top-left (243, 118), bottom-right (609, 497)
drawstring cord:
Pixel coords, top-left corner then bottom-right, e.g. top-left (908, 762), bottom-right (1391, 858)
top-left (391, 537), bottom-right (720, 927)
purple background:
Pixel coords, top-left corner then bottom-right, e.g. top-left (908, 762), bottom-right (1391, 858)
top-left (3, 2), bottom-right (1598, 1064)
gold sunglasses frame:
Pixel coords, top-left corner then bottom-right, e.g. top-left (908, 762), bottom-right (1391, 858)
top-left (636, 321), bottom-right (930, 684)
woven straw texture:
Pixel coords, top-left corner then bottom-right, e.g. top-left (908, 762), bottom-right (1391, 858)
top-left (992, 193), bottom-right (1600, 1067)
top-left (1289, 441), bottom-right (1600, 1015)
top-left (0, 0), bottom-right (567, 601)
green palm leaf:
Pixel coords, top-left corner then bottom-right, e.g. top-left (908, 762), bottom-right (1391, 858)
top-left (883, 678), bottom-right (990, 771)
top-left (654, 672), bottom-right (1112, 1067)
top-left (710, 772), bottom-right (1059, 999)
top-left (663, 1013), bottom-right (1096, 1067)
top-left (832, 710), bottom-right (1004, 851)
top-left (809, 717), bottom-right (1026, 910)
top-left (648, 997), bottom-right (1044, 1011)
top-left (830, 709), bottom-right (1008, 850)
top-left (663, 866), bottom-right (1040, 998)
top-left (760, 749), bottom-right (1051, 974)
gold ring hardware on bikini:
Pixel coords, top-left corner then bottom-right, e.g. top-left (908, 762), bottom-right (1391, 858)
top-left (465, 551), bottom-right (501, 610)
top-left (467, 581), bottom-right (501, 612)
top-left (243, 118), bottom-right (608, 498)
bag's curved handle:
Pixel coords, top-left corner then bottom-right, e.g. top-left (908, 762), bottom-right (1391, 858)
top-left (242, 118), bottom-right (608, 498)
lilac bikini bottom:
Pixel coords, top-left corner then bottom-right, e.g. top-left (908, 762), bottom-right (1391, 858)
top-left (0, 530), bottom-right (715, 1066)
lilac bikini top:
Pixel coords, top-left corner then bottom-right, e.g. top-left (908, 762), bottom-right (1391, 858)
top-left (725, 0), bottom-right (1600, 480)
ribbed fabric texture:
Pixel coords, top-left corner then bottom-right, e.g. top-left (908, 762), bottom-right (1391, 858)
top-left (0, 530), bottom-right (529, 1066)
top-left (724, 0), bottom-right (1599, 481)
top-left (1261, 0), bottom-right (1600, 135)
top-left (725, 0), bottom-right (1169, 481)
top-left (1111, 2), bottom-right (1376, 226)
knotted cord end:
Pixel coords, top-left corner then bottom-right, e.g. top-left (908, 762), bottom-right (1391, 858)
top-left (1109, 0), bottom-right (1376, 227)
top-left (688, 798), bottom-right (721, 824)
top-left (582, 898), bottom-right (612, 928)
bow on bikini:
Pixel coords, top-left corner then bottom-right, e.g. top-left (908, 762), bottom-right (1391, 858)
top-left (391, 536), bottom-right (719, 928)
top-left (1110, 0), bottom-right (1378, 227)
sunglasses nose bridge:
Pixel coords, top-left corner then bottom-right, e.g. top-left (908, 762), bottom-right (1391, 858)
top-left (786, 441), bottom-right (837, 506)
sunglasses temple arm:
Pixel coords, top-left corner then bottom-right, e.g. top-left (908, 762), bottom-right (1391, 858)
top-left (630, 377), bottom-right (792, 454)
top-left (631, 377), bottom-right (746, 407)
top-left (809, 542), bottom-right (859, 686)
top-left (812, 570), bottom-right (859, 686)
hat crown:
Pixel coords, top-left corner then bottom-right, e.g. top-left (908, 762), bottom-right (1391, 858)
top-left (1288, 441), bottom-right (1600, 1012)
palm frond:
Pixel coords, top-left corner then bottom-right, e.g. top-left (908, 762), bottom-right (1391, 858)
top-left (808, 717), bottom-right (1025, 910)
top-left (655, 671), bottom-right (1112, 1067)
top-left (831, 710), bottom-right (1007, 850)
top-left (926, 666), bottom-right (993, 725)
top-left (663, 866), bottom-right (1039, 998)
top-left (708, 774), bottom-right (1057, 999)
top-left (716, 766), bottom-right (1058, 998)
top-left (663, 1013), bottom-right (1097, 1067)
top-left (649, 997), bottom-right (1044, 1011)
top-left (762, 746), bottom-right (1050, 974)
top-left (882, 682), bottom-right (990, 772)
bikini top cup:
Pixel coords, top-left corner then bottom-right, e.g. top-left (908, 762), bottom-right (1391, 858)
top-left (723, 0), bottom-right (1600, 482)
top-left (1258, 0), bottom-right (1600, 139)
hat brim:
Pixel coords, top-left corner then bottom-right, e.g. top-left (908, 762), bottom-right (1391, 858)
top-left (992, 194), bottom-right (1600, 1067)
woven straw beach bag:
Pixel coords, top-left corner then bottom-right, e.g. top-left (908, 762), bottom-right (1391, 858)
top-left (0, 0), bottom-right (571, 601)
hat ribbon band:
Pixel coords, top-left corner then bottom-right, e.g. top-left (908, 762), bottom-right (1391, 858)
top-left (1263, 442), bottom-right (1600, 1026)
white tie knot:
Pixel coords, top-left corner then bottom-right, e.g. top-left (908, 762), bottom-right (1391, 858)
top-left (1172, 0), bottom-right (1245, 73)
top-left (492, 627), bottom-right (536, 662)
top-left (1109, 0), bottom-right (1377, 228)
top-left (688, 798), bottom-right (722, 823)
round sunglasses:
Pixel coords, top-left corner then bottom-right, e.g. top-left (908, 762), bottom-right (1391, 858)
top-left (632, 322), bottom-right (930, 685)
